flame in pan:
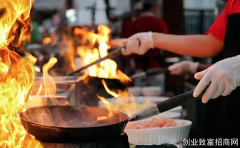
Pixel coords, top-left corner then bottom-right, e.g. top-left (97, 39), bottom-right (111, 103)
top-left (100, 80), bottom-right (136, 117)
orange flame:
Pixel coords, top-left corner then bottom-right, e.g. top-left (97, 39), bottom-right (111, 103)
top-left (0, 0), bottom-right (43, 147)
top-left (74, 25), bottom-right (131, 84)
top-left (34, 66), bottom-right (40, 72)
top-left (42, 57), bottom-right (69, 105)
top-left (36, 83), bottom-right (43, 95)
top-left (97, 96), bottom-right (120, 120)
top-left (42, 57), bottom-right (58, 96)
top-left (100, 80), bottom-right (136, 117)
top-left (42, 37), bottom-right (52, 45)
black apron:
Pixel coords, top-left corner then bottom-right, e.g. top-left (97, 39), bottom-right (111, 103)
top-left (204, 13), bottom-right (240, 139)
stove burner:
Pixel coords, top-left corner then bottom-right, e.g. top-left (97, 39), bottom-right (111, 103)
top-left (42, 132), bottom-right (129, 148)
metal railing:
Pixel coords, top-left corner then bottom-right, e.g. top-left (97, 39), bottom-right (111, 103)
top-left (184, 9), bottom-right (216, 35)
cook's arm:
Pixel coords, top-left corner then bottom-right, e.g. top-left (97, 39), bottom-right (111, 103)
top-left (152, 33), bottom-right (223, 57)
top-left (121, 32), bottom-right (223, 57)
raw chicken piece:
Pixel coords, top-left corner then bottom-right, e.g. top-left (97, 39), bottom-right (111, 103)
top-left (126, 116), bottom-right (178, 129)
top-left (181, 122), bottom-right (186, 125)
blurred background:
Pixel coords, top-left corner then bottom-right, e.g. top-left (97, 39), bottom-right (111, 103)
top-left (30, 0), bottom-right (226, 92)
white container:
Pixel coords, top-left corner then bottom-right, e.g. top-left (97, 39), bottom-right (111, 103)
top-left (127, 87), bottom-right (142, 96)
top-left (142, 87), bottom-right (163, 96)
top-left (125, 119), bottom-right (192, 145)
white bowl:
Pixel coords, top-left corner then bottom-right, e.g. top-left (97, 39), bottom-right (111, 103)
top-left (142, 87), bottom-right (162, 96)
top-left (127, 87), bottom-right (142, 96)
top-left (125, 119), bottom-right (192, 145)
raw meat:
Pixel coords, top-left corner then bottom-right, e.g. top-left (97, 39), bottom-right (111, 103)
top-left (126, 116), bottom-right (181, 129)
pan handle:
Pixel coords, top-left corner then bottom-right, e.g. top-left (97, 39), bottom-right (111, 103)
top-left (156, 83), bottom-right (210, 113)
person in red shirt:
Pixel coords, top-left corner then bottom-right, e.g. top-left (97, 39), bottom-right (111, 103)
top-left (121, 0), bottom-right (143, 38)
top-left (129, 0), bottom-right (169, 88)
top-left (118, 1), bottom-right (143, 76)
top-left (130, 0), bottom-right (168, 70)
top-left (121, 0), bottom-right (240, 139)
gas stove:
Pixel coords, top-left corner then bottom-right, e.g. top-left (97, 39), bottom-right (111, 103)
top-left (41, 132), bottom-right (130, 148)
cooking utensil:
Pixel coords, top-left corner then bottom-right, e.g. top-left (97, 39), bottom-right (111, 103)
top-left (129, 83), bottom-right (210, 121)
top-left (67, 47), bottom-right (123, 76)
top-left (20, 84), bottom-right (208, 142)
top-left (20, 106), bottom-right (128, 142)
top-left (130, 68), bottom-right (170, 79)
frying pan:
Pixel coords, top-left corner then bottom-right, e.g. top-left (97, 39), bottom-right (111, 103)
top-left (19, 84), bottom-right (209, 143)
top-left (20, 106), bottom-right (128, 143)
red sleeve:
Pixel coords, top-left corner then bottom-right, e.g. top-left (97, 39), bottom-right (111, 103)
top-left (156, 19), bottom-right (169, 34)
top-left (204, 30), bottom-right (209, 35)
top-left (120, 20), bottom-right (133, 38)
top-left (208, 9), bottom-right (227, 42)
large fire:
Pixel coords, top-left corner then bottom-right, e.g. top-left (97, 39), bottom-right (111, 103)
top-left (0, 0), bottom-right (42, 147)
top-left (74, 25), bottom-right (130, 84)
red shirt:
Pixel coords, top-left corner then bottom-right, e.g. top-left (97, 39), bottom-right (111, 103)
top-left (121, 19), bottom-right (134, 38)
top-left (130, 16), bottom-right (169, 69)
top-left (209, 0), bottom-right (240, 42)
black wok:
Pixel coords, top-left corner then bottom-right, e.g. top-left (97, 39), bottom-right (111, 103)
top-left (19, 106), bottom-right (128, 143)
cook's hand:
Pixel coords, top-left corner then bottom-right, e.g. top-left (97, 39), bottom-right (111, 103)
top-left (122, 32), bottom-right (153, 55)
top-left (193, 55), bottom-right (240, 103)
top-left (168, 61), bottom-right (199, 75)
